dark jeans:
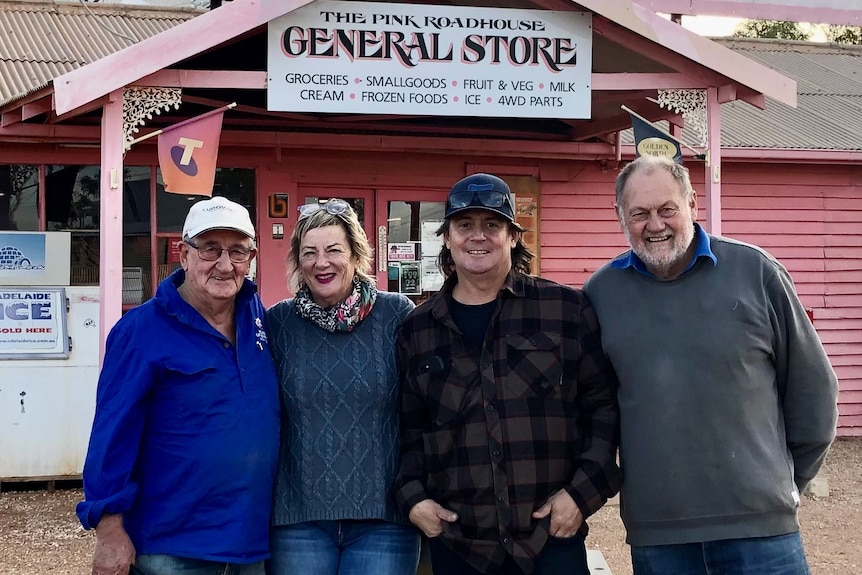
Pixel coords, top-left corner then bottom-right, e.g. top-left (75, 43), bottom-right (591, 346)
top-left (631, 532), bottom-right (811, 575)
top-left (132, 555), bottom-right (265, 575)
top-left (428, 534), bottom-right (589, 575)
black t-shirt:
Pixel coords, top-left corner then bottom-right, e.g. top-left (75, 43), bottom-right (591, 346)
top-left (448, 294), bottom-right (497, 348)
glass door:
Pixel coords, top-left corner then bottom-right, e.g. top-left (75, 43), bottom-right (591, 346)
top-left (297, 187), bottom-right (374, 243)
top-left (374, 188), bottom-right (448, 304)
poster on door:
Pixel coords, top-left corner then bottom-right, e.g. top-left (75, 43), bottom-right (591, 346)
top-left (420, 221), bottom-right (445, 292)
top-left (400, 262), bottom-right (422, 295)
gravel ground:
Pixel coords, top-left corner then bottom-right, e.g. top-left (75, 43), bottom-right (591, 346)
top-left (1, 438), bottom-right (860, 575)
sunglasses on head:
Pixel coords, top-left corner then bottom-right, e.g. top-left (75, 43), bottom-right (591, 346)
top-left (448, 183), bottom-right (509, 209)
top-left (297, 199), bottom-right (352, 220)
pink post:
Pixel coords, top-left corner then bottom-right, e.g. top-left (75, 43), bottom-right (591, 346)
top-left (98, 89), bottom-right (125, 365)
top-left (704, 87), bottom-right (722, 236)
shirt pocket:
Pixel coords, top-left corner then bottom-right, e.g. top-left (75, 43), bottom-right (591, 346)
top-left (416, 367), bottom-right (469, 428)
top-left (505, 332), bottom-right (562, 399)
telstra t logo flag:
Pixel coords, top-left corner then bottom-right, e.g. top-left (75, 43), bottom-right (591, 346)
top-left (157, 105), bottom-right (231, 196)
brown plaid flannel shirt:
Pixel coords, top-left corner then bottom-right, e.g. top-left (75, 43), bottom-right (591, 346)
top-left (394, 271), bottom-right (622, 574)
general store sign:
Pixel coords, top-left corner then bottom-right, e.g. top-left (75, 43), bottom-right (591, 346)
top-left (0, 287), bottom-right (70, 359)
top-left (267, 1), bottom-right (592, 118)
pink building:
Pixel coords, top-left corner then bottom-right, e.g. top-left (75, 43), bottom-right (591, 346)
top-left (0, 0), bottom-right (858, 438)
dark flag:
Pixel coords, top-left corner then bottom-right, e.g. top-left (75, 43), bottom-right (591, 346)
top-left (629, 112), bottom-right (683, 164)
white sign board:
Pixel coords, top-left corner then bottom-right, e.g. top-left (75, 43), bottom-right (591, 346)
top-left (0, 287), bottom-right (70, 359)
top-left (387, 242), bottom-right (418, 261)
top-left (268, 1), bottom-right (592, 118)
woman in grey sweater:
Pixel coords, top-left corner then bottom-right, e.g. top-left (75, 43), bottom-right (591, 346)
top-left (266, 199), bottom-right (420, 575)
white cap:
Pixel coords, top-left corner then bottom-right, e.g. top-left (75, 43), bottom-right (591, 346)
top-left (182, 196), bottom-right (255, 239)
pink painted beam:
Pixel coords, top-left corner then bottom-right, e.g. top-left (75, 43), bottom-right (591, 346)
top-left (54, 95), bottom-right (112, 123)
top-left (703, 87), bottom-right (722, 236)
top-left (221, 130), bottom-right (616, 159)
top-left (0, 86), bottom-right (54, 115)
top-left (99, 90), bottom-right (126, 365)
top-left (181, 95), bottom-right (312, 121)
top-left (592, 73), bottom-right (709, 90)
top-left (53, 0), bottom-right (314, 115)
top-left (640, 0), bottom-right (861, 27)
top-left (21, 97), bottom-right (53, 121)
top-left (573, 105), bottom-right (681, 141)
top-left (583, 0), bottom-right (797, 107)
top-left (0, 124), bottom-right (100, 140)
top-left (1, 107), bottom-right (21, 127)
top-left (135, 70), bottom-right (267, 89)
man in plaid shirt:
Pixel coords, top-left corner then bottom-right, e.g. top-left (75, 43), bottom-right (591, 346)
top-left (394, 173), bottom-right (622, 575)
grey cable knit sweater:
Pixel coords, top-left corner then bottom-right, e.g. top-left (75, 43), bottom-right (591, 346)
top-left (266, 291), bottom-right (414, 526)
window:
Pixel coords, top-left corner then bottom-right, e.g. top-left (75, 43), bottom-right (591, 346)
top-left (155, 167), bottom-right (255, 283)
top-left (0, 165), bottom-right (39, 231)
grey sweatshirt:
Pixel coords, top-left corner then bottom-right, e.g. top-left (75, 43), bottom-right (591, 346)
top-left (583, 235), bottom-right (838, 546)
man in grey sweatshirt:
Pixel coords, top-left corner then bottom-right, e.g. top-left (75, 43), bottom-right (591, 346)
top-left (583, 154), bottom-right (838, 575)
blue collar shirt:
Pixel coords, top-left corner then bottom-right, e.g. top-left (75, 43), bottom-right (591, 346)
top-left (610, 223), bottom-right (718, 277)
top-left (77, 270), bottom-right (280, 562)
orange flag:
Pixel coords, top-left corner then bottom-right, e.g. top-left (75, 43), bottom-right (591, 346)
top-left (157, 106), bottom-right (229, 196)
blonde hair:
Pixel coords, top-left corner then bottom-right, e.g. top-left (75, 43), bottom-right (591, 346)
top-left (286, 202), bottom-right (374, 290)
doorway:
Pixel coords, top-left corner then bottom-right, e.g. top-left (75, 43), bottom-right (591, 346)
top-left (256, 184), bottom-right (448, 305)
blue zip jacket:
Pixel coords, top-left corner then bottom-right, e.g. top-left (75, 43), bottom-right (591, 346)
top-left (76, 270), bottom-right (280, 562)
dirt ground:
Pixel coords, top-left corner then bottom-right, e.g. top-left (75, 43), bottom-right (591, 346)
top-left (0, 438), bottom-right (859, 575)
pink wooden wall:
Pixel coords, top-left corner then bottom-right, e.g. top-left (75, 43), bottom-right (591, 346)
top-left (3, 140), bottom-right (859, 434)
top-left (540, 161), bottom-right (862, 436)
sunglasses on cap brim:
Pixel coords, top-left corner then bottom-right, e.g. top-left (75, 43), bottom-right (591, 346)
top-left (448, 184), bottom-right (509, 210)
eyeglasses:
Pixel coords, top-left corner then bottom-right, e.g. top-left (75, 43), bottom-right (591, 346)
top-left (186, 241), bottom-right (254, 263)
top-left (447, 184), bottom-right (509, 210)
top-left (298, 199), bottom-right (352, 220)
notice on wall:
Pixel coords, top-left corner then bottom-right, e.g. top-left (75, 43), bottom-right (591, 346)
top-left (267, 1), bottom-right (592, 118)
top-left (0, 287), bottom-right (70, 359)
top-left (420, 221), bottom-right (445, 292)
top-left (387, 242), bottom-right (418, 261)
top-left (400, 262), bottom-right (422, 295)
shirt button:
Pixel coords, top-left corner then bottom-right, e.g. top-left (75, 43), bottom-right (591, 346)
top-left (487, 405), bottom-right (495, 412)
top-left (503, 537), bottom-right (510, 544)
top-left (492, 450), bottom-right (500, 457)
top-left (497, 496), bottom-right (504, 502)
top-left (223, 342), bottom-right (230, 348)
top-left (481, 362), bottom-right (489, 370)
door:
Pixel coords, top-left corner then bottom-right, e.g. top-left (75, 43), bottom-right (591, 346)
top-left (256, 182), bottom-right (447, 305)
top-left (375, 188), bottom-right (448, 304)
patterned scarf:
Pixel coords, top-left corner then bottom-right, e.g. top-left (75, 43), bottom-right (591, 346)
top-left (294, 276), bottom-right (377, 333)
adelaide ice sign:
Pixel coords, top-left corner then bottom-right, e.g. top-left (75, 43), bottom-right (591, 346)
top-left (267, 1), bottom-right (592, 118)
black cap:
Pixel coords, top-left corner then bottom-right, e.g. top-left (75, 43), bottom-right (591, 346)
top-left (444, 173), bottom-right (517, 223)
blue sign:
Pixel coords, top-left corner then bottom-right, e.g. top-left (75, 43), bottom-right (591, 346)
top-left (0, 233), bottom-right (46, 271)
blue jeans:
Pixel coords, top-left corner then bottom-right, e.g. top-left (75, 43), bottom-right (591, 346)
top-left (133, 555), bottom-right (265, 575)
top-left (269, 520), bottom-right (420, 575)
top-left (428, 533), bottom-right (589, 575)
top-left (631, 532), bottom-right (811, 575)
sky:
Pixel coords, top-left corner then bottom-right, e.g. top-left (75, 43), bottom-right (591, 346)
top-left (680, 15), bottom-right (743, 37)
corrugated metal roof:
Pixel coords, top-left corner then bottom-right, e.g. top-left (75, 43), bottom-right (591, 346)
top-left (0, 0), bottom-right (200, 105)
top-left (617, 38), bottom-right (862, 151)
top-left (1, 4), bottom-right (861, 150)
top-left (713, 38), bottom-right (862, 150)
